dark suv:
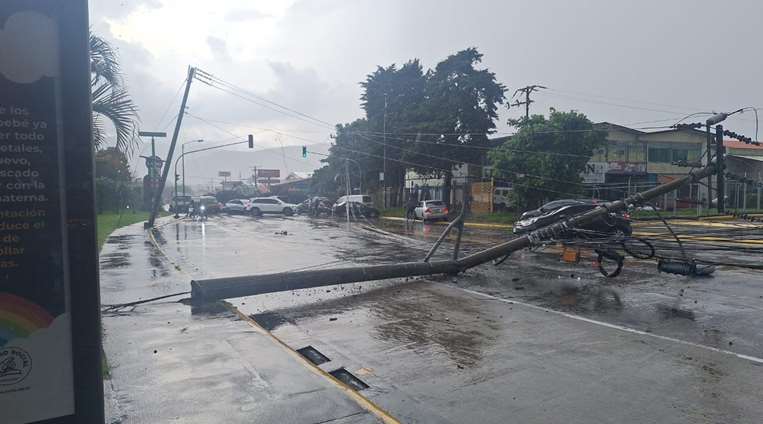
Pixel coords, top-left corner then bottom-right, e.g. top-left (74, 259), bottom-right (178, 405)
top-left (513, 199), bottom-right (631, 237)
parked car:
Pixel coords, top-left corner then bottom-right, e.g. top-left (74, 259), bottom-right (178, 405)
top-left (194, 195), bottom-right (222, 214)
top-left (249, 196), bottom-right (298, 216)
top-left (494, 186), bottom-right (512, 210)
top-left (333, 200), bottom-right (380, 219)
top-left (223, 198), bottom-right (252, 214)
top-left (413, 200), bottom-right (449, 221)
top-left (170, 195), bottom-right (193, 213)
top-left (514, 199), bottom-right (631, 236)
top-left (518, 199), bottom-right (598, 220)
top-left (298, 196), bottom-right (332, 216)
top-left (334, 194), bottom-right (374, 208)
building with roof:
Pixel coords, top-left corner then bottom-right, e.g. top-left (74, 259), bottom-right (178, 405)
top-left (581, 123), bottom-right (710, 208)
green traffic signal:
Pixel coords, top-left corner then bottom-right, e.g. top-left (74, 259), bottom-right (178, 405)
top-left (302, 146), bottom-right (307, 158)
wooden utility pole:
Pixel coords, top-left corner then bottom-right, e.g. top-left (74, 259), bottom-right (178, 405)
top-left (511, 85), bottom-right (547, 119)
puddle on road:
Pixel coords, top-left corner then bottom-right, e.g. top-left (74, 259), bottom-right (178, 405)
top-left (267, 283), bottom-right (502, 370)
top-left (189, 300), bottom-right (231, 317)
top-left (250, 312), bottom-right (289, 331)
top-left (656, 304), bottom-right (696, 321)
top-left (369, 285), bottom-right (501, 368)
top-left (100, 252), bottom-right (131, 268)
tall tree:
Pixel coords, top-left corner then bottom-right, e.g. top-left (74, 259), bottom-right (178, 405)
top-left (90, 33), bottom-right (140, 153)
top-left (359, 60), bottom-right (427, 205)
top-left (95, 147), bottom-right (131, 182)
top-left (412, 48), bottom-right (506, 205)
top-left (489, 109), bottom-right (605, 209)
top-left (317, 48), bottom-right (506, 207)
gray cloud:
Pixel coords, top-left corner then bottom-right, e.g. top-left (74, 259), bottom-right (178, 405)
top-left (207, 36), bottom-right (232, 62)
top-left (89, 0), bottom-right (162, 21)
top-left (90, 0), bottom-right (763, 179)
top-left (224, 8), bottom-right (271, 22)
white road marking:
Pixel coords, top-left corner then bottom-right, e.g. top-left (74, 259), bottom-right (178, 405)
top-left (457, 287), bottom-right (763, 365)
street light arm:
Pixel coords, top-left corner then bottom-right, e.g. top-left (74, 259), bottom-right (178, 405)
top-left (173, 139), bottom-right (251, 172)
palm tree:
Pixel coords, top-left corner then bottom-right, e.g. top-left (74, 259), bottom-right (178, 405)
top-left (89, 33), bottom-right (139, 154)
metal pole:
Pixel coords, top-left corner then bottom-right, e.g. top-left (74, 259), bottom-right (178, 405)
top-left (150, 136), bottom-right (156, 179)
top-left (192, 165), bottom-right (717, 302)
top-left (345, 160), bottom-right (351, 225)
top-left (758, 172), bottom-right (761, 211)
top-left (716, 124), bottom-right (725, 213)
top-left (148, 67), bottom-right (195, 227)
top-left (383, 93), bottom-right (387, 209)
top-left (424, 209), bottom-right (465, 262)
top-left (706, 124), bottom-right (713, 209)
top-left (743, 173), bottom-right (747, 212)
top-left (182, 144), bottom-right (185, 197)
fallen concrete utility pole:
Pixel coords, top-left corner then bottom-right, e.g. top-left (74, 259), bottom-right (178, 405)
top-left (191, 164), bottom-right (717, 302)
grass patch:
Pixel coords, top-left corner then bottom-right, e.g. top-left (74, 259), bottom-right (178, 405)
top-left (97, 210), bottom-right (151, 249)
top-left (466, 211), bottom-right (517, 225)
top-left (382, 207), bottom-right (517, 225)
top-left (380, 207), bottom-right (406, 218)
top-left (629, 208), bottom-right (763, 220)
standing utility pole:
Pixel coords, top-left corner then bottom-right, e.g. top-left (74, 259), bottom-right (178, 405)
top-left (345, 160), bottom-right (351, 225)
top-left (148, 66), bottom-right (195, 227)
top-left (382, 93), bottom-right (388, 208)
top-left (715, 124), bottom-right (725, 214)
top-left (705, 124), bottom-right (713, 209)
top-left (511, 85), bottom-right (547, 119)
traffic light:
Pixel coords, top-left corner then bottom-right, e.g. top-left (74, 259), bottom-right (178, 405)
top-left (175, 173), bottom-right (180, 182)
top-left (248, 134), bottom-right (254, 149)
top-left (302, 146), bottom-right (307, 158)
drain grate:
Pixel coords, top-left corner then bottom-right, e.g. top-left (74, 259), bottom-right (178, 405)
top-left (329, 368), bottom-right (369, 391)
top-left (296, 345), bottom-right (330, 365)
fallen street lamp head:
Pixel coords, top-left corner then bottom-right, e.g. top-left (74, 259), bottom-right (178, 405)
top-left (706, 113), bottom-right (728, 126)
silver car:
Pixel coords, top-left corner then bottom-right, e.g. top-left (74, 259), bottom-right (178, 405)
top-left (414, 200), bottom-right (449, 221)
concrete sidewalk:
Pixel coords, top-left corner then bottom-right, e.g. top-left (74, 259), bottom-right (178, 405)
top-left (100, 221), bottom-right (388, 424)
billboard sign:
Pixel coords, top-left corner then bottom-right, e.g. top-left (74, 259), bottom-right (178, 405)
top-left (256, 169), bottom-right (280, 179)
top-left (1, 1), bottom-right (102, 422)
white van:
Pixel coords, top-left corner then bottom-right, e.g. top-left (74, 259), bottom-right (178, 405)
top-left (494, 187), bottom-right (512, 210)
top-left (334, 195), bottom-right (374, 208)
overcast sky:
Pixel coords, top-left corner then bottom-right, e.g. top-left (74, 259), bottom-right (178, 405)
top-left (89, 0), bottom-right (763, 173)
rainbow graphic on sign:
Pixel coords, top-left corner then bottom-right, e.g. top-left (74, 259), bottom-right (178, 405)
top-left (0, 293), bottom-right (54, 347)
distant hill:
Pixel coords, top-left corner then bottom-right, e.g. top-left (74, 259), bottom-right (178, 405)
top-left (176, 143), bottom-right (330, 190)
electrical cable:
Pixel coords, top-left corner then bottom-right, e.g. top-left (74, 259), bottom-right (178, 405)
top-left (101, 291), bottom-right (191, 312)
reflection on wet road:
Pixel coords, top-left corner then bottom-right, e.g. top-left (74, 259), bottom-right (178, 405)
top-left (101, 215), bottom-right (763, 424)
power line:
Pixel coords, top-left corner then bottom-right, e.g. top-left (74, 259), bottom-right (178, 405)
top-left (328, 144), bottom-right (589, 199)
top-left (194, 68), bottom-right (335, 128)
top-left (354, 133), bottom-right (594, 188)
top-left (155, 77), bottom-right (188, 130)
top-left (351, 131), bottom-right (599, 158)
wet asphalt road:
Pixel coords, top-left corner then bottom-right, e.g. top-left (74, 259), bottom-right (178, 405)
top-left (102, 214), bottom-right (763, 423)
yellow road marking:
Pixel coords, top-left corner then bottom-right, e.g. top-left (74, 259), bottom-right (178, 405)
top-left (633, 232), bottom-right (763, 245)
top-left (228, 305), bottom-right (402, 424)
top-left (634, 219), bottom-right (760, 229)
top-left (146, 224), bottom-right (401, 423)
